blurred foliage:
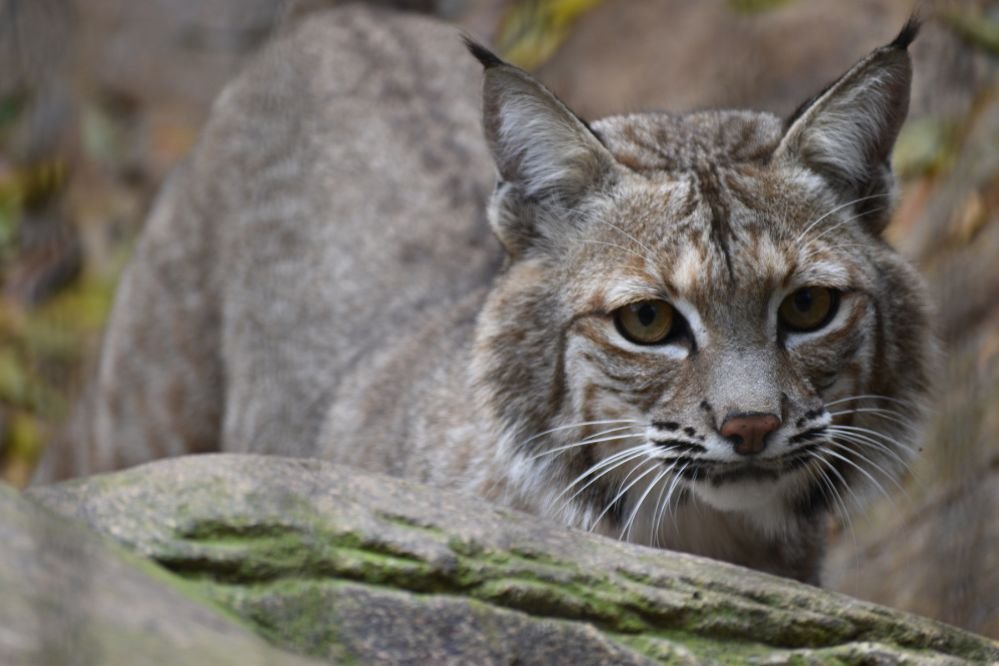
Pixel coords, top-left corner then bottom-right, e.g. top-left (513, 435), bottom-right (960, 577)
top-left (497, 0), bottom-right (603, 70)
top-left (0, 94), bottom-right (26, 130)
top-left (892, 116), bottom-right (962, 179)
top-left (727, 0), bottom-right (798, 14)
top-left (0, 267), bottom-right (118, 486)
top-left (0, 82), bottom-right (125, 486)
top-left (0, 409), bottom-right (41, 487)
top-left (82, 104), bottom-right (126, 168)
top-left (941, 8), bottom-right (999, 55)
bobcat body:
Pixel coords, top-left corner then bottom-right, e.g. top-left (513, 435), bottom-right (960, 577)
top-left (47, 6), bottom-right (933, 583)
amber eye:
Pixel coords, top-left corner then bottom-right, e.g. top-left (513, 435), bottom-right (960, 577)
top-left (778, 287), bottom-right (840, 332)
top-left (614, 300), bottom-right (676, 345)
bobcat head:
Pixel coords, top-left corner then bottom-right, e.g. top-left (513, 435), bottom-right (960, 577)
top-left (466, 21), bottom-right (933, 558)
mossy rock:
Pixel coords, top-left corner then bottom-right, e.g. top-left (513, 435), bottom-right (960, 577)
top-left (0, 480), bottom-right (320, 666)
top-left (26, 454), bottom-right (999, 664)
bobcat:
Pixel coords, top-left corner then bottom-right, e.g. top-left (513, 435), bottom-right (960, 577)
top-left (41, 5), bottom-right (933, 584)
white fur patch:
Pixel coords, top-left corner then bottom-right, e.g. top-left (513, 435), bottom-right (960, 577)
top-left (670, 245), bottom-right (704, 293)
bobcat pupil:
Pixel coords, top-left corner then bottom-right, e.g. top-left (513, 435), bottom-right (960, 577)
top-left (792, 290), bottom-right (814, 313)
top-left (637, 304), bottom-right (657, 326)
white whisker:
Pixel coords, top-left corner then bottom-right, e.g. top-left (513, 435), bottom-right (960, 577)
top-left (820, 446), bottom-right (892, 502)
top-left (579, 239), bottom-right (649, 263)
top-left (648, 462), bottom-right (677, 547)
top-left (796, 208), bottom-right (889, 265)
top-left (596, 219), bottom-right (657, 257)
top-left (825, 394), bottom-right (915, 409)
top-left (811, 453), bottom-right (856, 508)
top-left (808, 453), bottom-right (857, 542)
top-left (828, 423), bottom-right (918, 455)
top-left (826, 429), bottom-right (912, 475)
top-left (802, 206), bottom-right (889, 253)
top-left (826, 439), bottom-right (907, 498)
top-left (522, 419), bottom-right (640, 445)
top-left (659, 461), bottom-right (691, 535)
top-left (804, 456), bottom-right (857, 550)
top-left (588, 460), bottom-right (660, 532)
top-left (621, 466), bottom-right (671, 542)
top-left (527, 429), bottom-right (643, 462)
top-left (829, 407), bottom-right (912, 431)
top-left (794, 193), bottom-right (891, 244)
top-left (553, 445), bottom-right (649, 509)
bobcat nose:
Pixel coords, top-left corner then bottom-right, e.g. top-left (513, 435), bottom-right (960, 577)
top-left (720, 413), bottom-right (781, 455)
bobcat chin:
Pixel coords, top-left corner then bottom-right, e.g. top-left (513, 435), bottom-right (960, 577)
top-left (45, 7), bottom-right (933, 585)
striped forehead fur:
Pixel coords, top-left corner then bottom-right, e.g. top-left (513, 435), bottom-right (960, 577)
top-left (592, 110), bottom-right (784, 173)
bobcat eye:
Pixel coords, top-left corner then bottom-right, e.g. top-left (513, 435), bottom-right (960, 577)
top-left (778, 287), bottom-right (840, 332)
top-left (614, 300), bottom-right (676, 345)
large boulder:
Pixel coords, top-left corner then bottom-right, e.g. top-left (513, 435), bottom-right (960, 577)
top-left (25, 454), bottom-right (999, 664)
top-left (0, 480), bottom-right (320, 666)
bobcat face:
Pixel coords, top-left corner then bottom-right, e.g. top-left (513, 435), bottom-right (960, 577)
top-left (555, 168), bottom-right (882, 527)
top-left (467, 23), bottom-right (931, 544)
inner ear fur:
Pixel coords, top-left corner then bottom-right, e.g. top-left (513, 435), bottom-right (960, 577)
top-left (777, 19), bottom-right (919, 234)
top-left (465, 38), bottom-right (616, 256)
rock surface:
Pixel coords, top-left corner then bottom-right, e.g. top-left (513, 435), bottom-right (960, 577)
top-left (0, 480), bottom-right (320, 666)
top-left (26, 454), bottom-right (999, 665)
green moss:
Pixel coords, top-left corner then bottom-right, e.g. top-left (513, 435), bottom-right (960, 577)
top-left (159, 521), bottom-right (791, 643)
top-left (161, 527), bottom-right (440, 590)
top-left (219, 580), bottom-right (346, 659)
top-left (613, 628), bottom-right (776, 664)
top-left (728, 0), bottom-right (798, 14)
top-left (892, 116), bottom-right (961, 179)
top-left (122, 496), bottom-right (999, 664)
top-left (375, 509), bottom-right (446, 535)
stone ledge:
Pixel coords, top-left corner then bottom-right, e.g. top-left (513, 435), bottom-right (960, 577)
top-left (26, 453), bottom-right (999, 665)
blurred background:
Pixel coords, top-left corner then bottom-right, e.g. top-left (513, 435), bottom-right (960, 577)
top-left (1, 0), bottom-right (997, 640)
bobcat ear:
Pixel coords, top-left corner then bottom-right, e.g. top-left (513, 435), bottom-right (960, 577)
top-left (776, 18), bottom-right (919, 234)
top-left (464, 38), bottom-right (615, 204)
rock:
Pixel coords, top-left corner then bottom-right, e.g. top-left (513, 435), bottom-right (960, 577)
top-left (0, 480), bottom-right (321, 666)
top-left (27, 454), bottom-right (999, 664)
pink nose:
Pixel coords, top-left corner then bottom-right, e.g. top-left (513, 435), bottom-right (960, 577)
top-left (720, 413), bottom-right (781, 455)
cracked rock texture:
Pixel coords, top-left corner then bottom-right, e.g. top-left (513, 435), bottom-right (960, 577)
top-left (23, 454), bottom-right (999, 665)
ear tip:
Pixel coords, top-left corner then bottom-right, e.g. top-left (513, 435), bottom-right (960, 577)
top-left (462, 36), bottom-right (505, 69)
top-left (888, 14), bottom-right (922, 51)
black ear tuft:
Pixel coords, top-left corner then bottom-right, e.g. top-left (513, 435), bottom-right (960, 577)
top-left (462, 36), bottom-right (505, 69)
top-left (889, 14), bottom-right (921, 50)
